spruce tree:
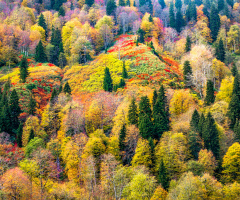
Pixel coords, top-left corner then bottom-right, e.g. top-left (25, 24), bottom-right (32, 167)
top-left (233, 73), bottom-right (240, 97)
top-left (139, 96), bottom-right (152, 119)
top-left (35, 40), bottom-right (47, 63)
top-left (228, 93), bottom-right (240, 129)
top-left (126, 0), bottom-right (130, 6)
top-left (106, 0), bottom-right (117, 16)
top-left (152, 89), bottom-right (158, 107)
top-left (198, 113), bottom-right (205, 138)
top-left (175, 0), bottom-right (182, 9)
top-left (28, 95), bottom-right (36, 115)
top-left (190, 1), bottom-right (197, 21)
top-left (231, 63), bottom-right (238, 77)
top-left (119, 0), bottom-right (125, 6)
top-left (9, 89), bottom-right (21, 131)
top-left (169, 2), bottom-right (175, 29)
top-left (58, 6), bottom-right (65, 16)
top-left (158, 159), bottom-right (169, 190)
top-left (216, 38), bottom-right (225, 62)
top-left (28, 129), bottom-right (35, 143)
top-left (16, 123), bottom-right (23, 147)
top-left (0, 105), bottom-right (11, 134)
top-left (202, 112), bottom-right (220, 159)
top-left (128, 97), bottom-right (138, 125)
top-left (175, 9), bottom-right (184, 33)
top-left (234, 120), bottom-right (240, 142)
top-left (205, 80), bottom-right (215, 105)
top-left (188, 131), bottom-right (202, 160)
top-left (218, 0), bottom-right (224, 11)
top-left (190, 109), bottom-right (200, 132)
top-left (19, 57), bottom-right (29, 83)
top-left (50, 88), bottom-right (58, 102)
top-left (137, 28), bottom-right (145, 43)
top-left (70, 1), bottom-right (74, 10)
top-left (122, 61), bottom-right (128, 78)
top-left (38, 14), bottom-right (47, 37)
top-left (149, 14), bottom-right (153, 22)
top-left (85, 0), bottom-right (95, 7)
top-left (63, 81), bottom-right (72, 95)
top-left (158, 0), bottom-right (166, 9)
top-left (183, 60), bottom-right (192, 87)
top-left (226, 0), bottom-right (233, 7)
top-left (118, 79), bottom-right (126, 88)
top-left (185, 36), bottom-right (192, 52)
top-left (119, 124), bottom-right (126, 151)
top-left (210, 5), bottom-right (220, 42)
top-left (103, 67), bottom-right (113, 92)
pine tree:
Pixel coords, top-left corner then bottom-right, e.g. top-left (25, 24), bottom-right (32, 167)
top-left (231, 63), bottom-right (238, 77)
top-left (169, 2), bottom-right (175, 29)
top-left (185, 36), bottom-right (192, 52)
top-left (103, 67), bottom-right (113, 92)
top-left (149, 14), bottom-right (153, 22)
top-left (59, 84), bottom-right (63, 94)
top-left (226, 0), bottom-right (233, 8)
top-left (202, 112), bottom-right (220, 159)
top-left (126, 0), bottom-right (130, 6)
top-left (50, 88), bottom-right (58, 102)
top-left (119, 124), bottom-right (126, 151)
top-left (148, 137), bottom-right (155, 169)
top-left (28, 129), bottom-right (35, 143)
top-left (190, 1), bottom-right (197, 21)
top-left (85, 0), bottom-right (95, 7)
top-left (205, 80), bottom-right (215, 105)
top-left (35, 40), bottom-right (47, 63)
top-left (210, 5), bottom-right (220, 42)
top-left (224, 3), bottom-right (230, 18)
top-left (228, 94), bottom-right (240, 129)
top-left (139, 96), bottom-right (152, 119)
top-left (137, 28), bottom-right (145, 43)
top-left (9, 89), bottom-right (21, 132)
top-left (176, 9), bottom-right (184, 33)
top-left (175, 0), bottom-right (182, 9)
top-left (190, 109), bottom-right (200, 132)
top-left (63, 81), bottom-right (72, 95)
top-left (234, 120), bottom-right (240, 142)
top-left (38, 13), bottom-right (47, 37)
top-left (106, 0), bottom-right (117, 16)
top-left (122, 61), bottom-right (128, 78)
top-left (28, 95), bottom-right (36, 115)
top-left (188, 131), bottom-right (202, 160)
top-left (183, 60), bottom-right (192, 87)
top-left (16, 123), bottom-right (23, 147)
top-left (158, 0), bottom-right (166, 9)
top-left (233, 73), bottom-right (240, 97)
top-left (158, 159), bottom-right (169, 190)
top-left (119, 0), bottom-right (125, 6)
top-left (218, 0), bottom-right (224, 11)
top-left (0, 105), bottom-right (11, 134)
top-left (19, 57), bottom-right (29, 83)
top-left (128, 97), bottom-right (138, 125)
top-left (198, 113), bottom-right (205, 138)
top-left (58, 6), bottom-right (65, 16)
top-left (152, 89), bottom-right (158, 107)
top-left (216, 38), bottom-right (225, 62)
top-left (70, 1), bottom-right (74, 10)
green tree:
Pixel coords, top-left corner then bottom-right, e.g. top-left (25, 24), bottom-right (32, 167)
top-left (85, 0), bottom-right (95, 7)
top-left (176, 9), bottom-right (184, 33)
top-left (50, 88), bottom-right (58, 103)
top-left (233, 73), bottom-right (240, 97)
top-left (198, 113), bottom-right (205, 138)
top-left (0, 105), bottom-right (11, 134)
top-left (216, 38), bottom-right (225, 62)
top-left (190, 109), bottom-right (200, 132)
top-left (19, 57), bottom-right (29, 83)
top-left (119, 0), bottom-right (125, 6)
top-left (188, 132), bottom-right (203, 160)
top-left (9, 89), bottom-right (21, 131)
top-left (119, 124), bottom-right (126, 151)
top-left (128, 97), bottom-right (138, 125)
top-left (137, 28), bottom-right (145, 43)
top-left (152, 89), bottom-right (158, 107)
top-left (158, 0), bottom-right (166, 9)
top-left (28, 95), bottom-right (36, 116)
top-left (228, 94), bottom-right (240, 129)
top-left (183, 60), bottom-right (192, 87)
top-left (185, 36), bottom-right (192, 52)
top-left (16, 123), bottom-right (23, 147)
top-left (169, 2), bottom-right (175, 29)
top-left (58, 6), bottom-right (65, 16)
top-left (28, 129), bottom-right (35, 143)
top-left (38, 14), bottom-right (47, 37)
top-left (158, 159), bottom-right (169, 190)
top-left (218, 0), bottom-right (225, 11)
top-left (231, 63), bottom-right (238, 77)
top-left (139, 114), bottom-right (153, 139)
top-left (63, 81), bottom-right (71, 95)
top-left (35, 40), bottom-right (47, 63)
top-left (234, 120), bottom-right (240, 142)
top-left (122, 61), bottom-right (128, 79)
top-left (106, 0), bottom-right (117, 16)
top-left (175, 0), bottom-right (182, 9)
top-left (103, 67), bottom-right (113, 92)
top-left (210, 5), bottom-right (220, 42)
top-left (205, 80), bottom-right (215, 105)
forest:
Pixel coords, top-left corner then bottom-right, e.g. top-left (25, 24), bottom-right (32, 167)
top-left (0, 0), bottom-right (240, 199)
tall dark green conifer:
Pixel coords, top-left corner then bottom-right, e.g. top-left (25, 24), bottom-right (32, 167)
top-left (35, 40), bottom-right (47, 63)
top-left (210, 5), bottom-right (220, 42)
top-left (188, 131), bottom-right (202, 160)
top-left (231, 63), bottom-right (238, 77)
top-left (128, 97), bottom-right (138, 125)
top-left (19, 57), bottom-right (29, 83)
top-left (106, 0), bottom-right (117, 16)
top-left (158, 0), bottom-right (166, 8)
top-left (158, 160), bottom-right (169, 190)
top-left (85, 0), bottom-right (95, 7)
top-left (218, 0), bottom-right (225, 11)
top-left (234, 120), bottom-right (240, 142)
top-left (233, 73), bottom-right (240, 97)
top-left (28, 95), bottom-right (36, 115)
top-left (58, 6), bottom-right (65, 16)
top-left (50, 88), bottom-right (58, 102)
top-left (38, 14), bottom-right (47, 37)
top-left (216, 38), bottom-right (225, 62)
top-left (185, 36), bottom-right (192, 52)
top-left (205, 80), bottom-right (215, 105)
top-left (63, 81), bottom-right (72, 95)
top-left (183, 60), bottom-right (192, 87)
top-left (103, 67), bottom-right (113, 92)
top-left (122, 61), bottom-right (128, 78)
top-left (119, 124), bottom-right (126, 151)
top-left (190, 109), bottom-right (200, 132)
top-left (175, 0), bottom-right (182, 9)
top-left (28, 129), bottom-right (35, 143)
top-left (16, 123), bottom-right (23, 147)
top-left (0, 105), bottom-right (11, 134)
top-left (228, 93), bottom-right (240, 129)
top-left (152, 89), bottom-right (158, 107)
top-left (119, 0), bottom-right (125, 6)
top-left (169, 2), bottom-right (175, 29)
top-left (175, 9), bottom-right (184, 33)
top-left (9, 89), bottom-right (21, 132)
top-left (198, 113), bottom-right (205, 138)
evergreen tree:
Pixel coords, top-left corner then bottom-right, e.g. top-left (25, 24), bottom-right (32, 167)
top-left (205, 80), bottom-right (215, 105)
top-left (175, 0), bottom-right (182, 9)
top-left (210, 5), bottom-right (220, 42)
top-left (50, 88), bottom-right (58, 102)
top-left (119, 0), bottom-right (125, 6)
top-left (233, 73), bottom-right (240, 97)
top-left (190, 109), bottom-right (200, 132)
top-left (224, 3), bottom-right (230, 18)
top-left (19, 57), bottom-right (29, 83)
top-left (28, 95), bottom-right (36, 115)
top-left (128, 97), bottom-right (138, 125)
top-left (28, 129), bottom-right (35, 143)
top-left (70, 1), bottom-right (74, 10)
top-left (38, 14), bottom-right (47, 37)
top-left (9, 89), bottom-right (21, 132)
top-left (63, 81), bottom-right (72, 95)
top-left (231, 63), bottom-right (238, 77)
top-left (149, 14), bottom-right (153, 22)
top-left (169, 2), bottom-right (175, 29)
top-left (158, 159), bottom-right (169, 190)
top-left (152, 89), bottom-right (158, 107)
top-left (188, 131), bottom-right (202, 160)
top-left (202, 112), bottom-right (220, 159)
top-left (198, 113), bottom-right (205, 138)
top-left (190, 1), bottom-right (197, 21)
top-left (119, 124), bottom-right (126, 151)
top-left (175, 9), bottom-right (184, 33)
top-left (58, 6), bottom-right (65, 16)
top-left (85, 0), bottom-right (94, 7)
top-left (139, 96), bottom-right (152, 119)
top-left (106, 0), bottom-right (117, 16)
top-left (35, 40), bottom-right (47, 63)
top-left (51, 28), bottom-right (62, 47)
top-left (215, 38), bottom-right (225, 62)
top-left (228, 94), bottom-right (240, 129)
top-left (126, 0), bottom-right (130, 6)
top-left (218, 0), bottom-right (225, 11)
top-left (59, 52), bottom-right (67, 69)
top-left (226, 0), bottom-right (233, 8)
top-left (0, 105), bottom-right (11, 134)
top-left (185, 36), bottom-right (192, 52)
top-left (148, 137), bottom-right (155, 169)
top-left (16, 123), bottom-right (23, 147)
top-left (234, 120), bottom-right (240, 142)
top-left (137, 28), bottom-right (145, 43)
top-left (59, 84), bottom-right (63, 94)
top-left (183, 60), bottom-right (192, 87)
top-left (103, 67), bottom-right (113, 92)
top-left (54, 0), bottom-right (64, 10)
top-left (158, 0), bottom-right (166, 9)
top-left (122, 61), bottom-right (128, 78)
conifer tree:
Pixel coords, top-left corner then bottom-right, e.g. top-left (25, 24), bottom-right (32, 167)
top-left (190, 109), bottom-right (200, 132)
top-left (175, 9), bottom-right (184, 33)
top-left (70, 1), bottom-right (74, 10)
top-left (63, 81), bottom-right (72, 95)
top-left (148, 137), bottom-right (155, 169)
top-left (183, 60), bottom-right (192, 87)
top-left (126, 0), bottom-right (130, 6)
top-left (231, 63), bottom-right (238, 77)
top-left (58, 6), bottom-right (65, 16)
top-left (158, 0), bottom-right (166, 9)
top-left (226, 0), bottom-right (233, 7)
top-left (28, 95), bottom-right (36, 115)
top-left (106, 0), bottom-right (117, 16)
top-left (198, 113), bottom-right (205, 138)
top-left (103, 67), bottom-right (113, 92)
top-left (228, 93), bottom-right (240, 129)
top-left (175, 0), bottom-right (182, 9)
top-left (188, 131), bottom-right (202, 160)
top-left (210, 5), bottom-right (220, 42)
top-left (16, 123), bottom-right (23, 147)
top-left (35, 40), bottom-right (47, 63)
top-left (139, 96), bottom-right (152, 119)
top-left (149, 14), bottom-right (153, 22)
top-left (59, 84), bottom-right (63, 94)
top-left (0, 105), bottom-right (11, 134)
top-left (185, 36), bottom-right (192, 52)
top-left (137, 28), bottom-right (145, 43)
top-left (85, 0), bottom-right (95, 7)
top-left (190, 1), bottom-right (197, 21)
top-left (205, 80), bottom-right (215, 105)
top-left (216, 38), bottom-right (225, 62)
top-left (233, 73), bottom-right (240, 97)
top-left (158, 159), bottom-right (169, 190)
top-left (128, 97), bottom-right (138, 125)
top-left (234, 120), bottom-right (240, 142)
top-left (50, 88), bottom-right (58, 102)
top-left (19, 57), bottom-right (29, 83)
top-left (202, 112), bottom-right (220, 159)
top-left (38, 13), bottom-right (47, 37)
top-left (152, 89), bottom-right (158, 107)
top-left (9, 89), bottom-right (21, 131)
top-left (218, 0), bottom-right (224, 11)
top-left (28, 129), bottom-right (35, 143)
top-left (122, 61), bottom-right (128, 78)
top-left (119, 124), bottom-right (126, 151)
top-left (118, 79), bottom-right (126, 88)
top-left (119, 0), bottom-right (125, 6)
top-left (169, 2), bottom-right (175, 29)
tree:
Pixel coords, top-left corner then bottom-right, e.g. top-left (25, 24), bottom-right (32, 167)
top-left (210, 5), bottom-right (220, 42)
top-left (198, 113), bottom-right (205, 138)
top-left (205, 80), bottom-right (215, 105)
top-left (152, 89), bottom-right (158, 106)
top-left (216, 38), bottom-right (225, 62)
top-left (122, 61), bottom-right (128, 78)
top-left (158, 159), bottom-right (169, 190)
top-left (9, 89), bottom-right (21, 132)
top-left (169, 2), bottom-right (175, 29)
top-left (35, 40), bottom-right (47, 63)
top-left (58, 6), bottom-right (65, 17)
top-left (188, 132), bottom-right (203, 160)
top-left (28, 129), bottom-right (34, 143)
top-left (17, 123), bottom-right (23, 147)
top-left (59, 52), bottom-right (67, 69)
top-left (50, 88), bottom-right (58, 103)
top-left (233, 73), bottom-right (240, 98)
top-left (183, 60), bottom-right (192, 87)
top-left (128, 97), bottom-right (138, 125)
top-left (218, 0), bottom-right (225, 11)
top-left (38, 14), bottom-right (47, 37)
top-left (63, 81), bottom-right (71, 95)
top-left (190, 109), bottom-right (200, 132)
top-left (228, 94), bottom-right (240, 129)
top-left (175, 0), bottom-right (182, 9)
top-left (158, 0), bottom-right (166, 9)
top-left (185, 36), bottom-right (192, 52)
top-left (231, 63), bottom-right (238, 77)
top-left (234, 120), bottom-right (240, 142)
top-left (175, 9), bottom-right (184, 33)
top-left (119, 124), bottom-right (126, 151)
top-left (85, 0), bottom-right (95, 7)
top-left (198, 149), bottom-right (217, 175)
top-left (103, 67), bottom-right (113, 92)
top-left (0, 105), bottom-right (11, 134)
top-left (202, 112), bottom-right (220, 159)
top-left (119, 0), bottom-right (125, 6)
top-left (28, 95), bottom-right (36, 116)
top-left (19, 57), bottom-right (29, 83)
top-left (106, 0), bottom-right (117, 16)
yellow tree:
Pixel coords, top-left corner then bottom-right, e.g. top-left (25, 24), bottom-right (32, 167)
top-left (198, 149), bottom-right (217, 175)
top-left (215, 77), bottom-right (233, 103)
